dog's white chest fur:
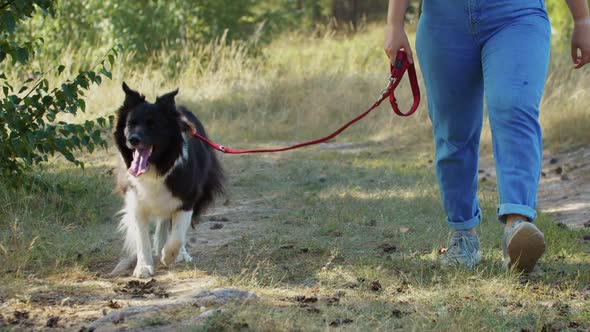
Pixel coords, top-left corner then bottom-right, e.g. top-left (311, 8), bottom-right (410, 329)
top-left (127, 169), bottom-right (182, 218)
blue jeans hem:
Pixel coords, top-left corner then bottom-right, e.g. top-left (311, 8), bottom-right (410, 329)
top-left (446, 208), bottom-right (482, 231)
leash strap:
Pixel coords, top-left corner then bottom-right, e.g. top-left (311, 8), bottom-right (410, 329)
top-left (191, 50), bottom-right (420, 154)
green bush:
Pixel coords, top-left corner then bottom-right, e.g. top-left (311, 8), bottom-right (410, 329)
top-left (0, 0), bottom-right (118, 183)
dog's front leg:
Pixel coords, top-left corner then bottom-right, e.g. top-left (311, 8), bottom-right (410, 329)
top-left (134, 211), bottom-right (155, 278)
top-left (161, 209), bottom-right (192, 267)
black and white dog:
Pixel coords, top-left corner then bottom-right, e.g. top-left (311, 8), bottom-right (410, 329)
top-left (111, 83), bottom-right (224, 278)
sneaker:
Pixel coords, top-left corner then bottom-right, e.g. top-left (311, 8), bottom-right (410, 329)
top-left (440, 231), bottom-right (481, 269)
top-left (502, 220), bottom-right (545, 273)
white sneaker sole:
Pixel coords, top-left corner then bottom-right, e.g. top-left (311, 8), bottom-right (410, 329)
top-left (504, 222), bottom-right (546, 273)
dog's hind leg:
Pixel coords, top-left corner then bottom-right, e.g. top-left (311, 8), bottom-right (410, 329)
top-left (153, 218), bottom-right (169, 258)
top-left (161, 210), bottom-right (192, 267)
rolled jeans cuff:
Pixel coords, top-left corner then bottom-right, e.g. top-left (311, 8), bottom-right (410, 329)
top-left (446, 208), bottom-right (482, 231)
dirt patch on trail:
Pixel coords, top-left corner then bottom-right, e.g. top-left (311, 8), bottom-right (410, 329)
top-left (0, 197), bottom-right (266, 331)
top-left (479, 146), bottom-right (590, 229)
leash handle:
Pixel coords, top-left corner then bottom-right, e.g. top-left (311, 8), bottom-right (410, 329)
top-left (388, 50), bottom-right (421, 117)
top-left (191, 49), bottom-right (420, 154)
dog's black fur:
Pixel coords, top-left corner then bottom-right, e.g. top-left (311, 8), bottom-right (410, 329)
top-left (114, 83), bottom-right (224, 217)
top-left (111, 82), bottom-right (224, 277)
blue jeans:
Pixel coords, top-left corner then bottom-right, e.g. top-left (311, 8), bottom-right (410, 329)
top-left (415, 0), bottom-right (551, 230)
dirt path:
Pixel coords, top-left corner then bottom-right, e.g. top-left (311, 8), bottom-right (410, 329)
top-left (479, 146), bottom-right (590, 229)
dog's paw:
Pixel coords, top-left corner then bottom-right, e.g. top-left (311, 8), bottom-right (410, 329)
top-left (161, 244), bottom-right (180, 267)
top-left (176, 247), bottom-right (193, 263)
top-left (133, 264), bottom-right (154, 278)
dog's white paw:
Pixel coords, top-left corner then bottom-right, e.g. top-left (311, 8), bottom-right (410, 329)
top-left (176, 247), bottom-right (193, 263)
top-left (133, 264), bottom-right (154, 278)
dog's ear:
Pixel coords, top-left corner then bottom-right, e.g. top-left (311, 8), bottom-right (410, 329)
top-left (178, 113), bottom-right (197, 135)
top-left (122, 82), bottom-right (145, 107)
top-left (156, 89), bottom-right (179, 109)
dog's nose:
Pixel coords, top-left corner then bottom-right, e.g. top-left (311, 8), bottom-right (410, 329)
top-left (128, 134), bottom-right (141, 146)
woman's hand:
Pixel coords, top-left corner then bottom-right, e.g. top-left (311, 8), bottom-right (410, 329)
top-left (571, 20), bottom-right (590, 68)
top-left (384, 23), bottom-right (414, 64)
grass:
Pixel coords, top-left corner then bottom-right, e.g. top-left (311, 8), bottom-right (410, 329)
top-left (1, 24), bottom-right (589, 330)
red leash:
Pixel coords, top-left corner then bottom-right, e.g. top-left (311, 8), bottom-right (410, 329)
top-left (191, 50), bottom-right (420, 154)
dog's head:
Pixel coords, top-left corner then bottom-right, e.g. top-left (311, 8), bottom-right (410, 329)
top-left (115, 82), bottom-right (184, 177)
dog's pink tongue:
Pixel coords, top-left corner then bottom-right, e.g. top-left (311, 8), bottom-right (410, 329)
top-left (129, 148), bottom-right (151, 177)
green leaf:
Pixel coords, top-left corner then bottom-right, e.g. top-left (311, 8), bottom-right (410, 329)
top-left (99, 67), bottom-right (112, 80)
top-left (97, 117), bottom-right (106, 128)
top-left (15, 47), bottom-right (30, 64)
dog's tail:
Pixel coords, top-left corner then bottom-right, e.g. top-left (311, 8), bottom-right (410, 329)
top-left (109, 202), bottom-right (138, 277)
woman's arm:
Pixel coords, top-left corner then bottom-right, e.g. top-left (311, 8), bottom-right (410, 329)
top-left (384, 0), bottom-right (413, 63)
top-left (564, 0), bottom-right (590, 68)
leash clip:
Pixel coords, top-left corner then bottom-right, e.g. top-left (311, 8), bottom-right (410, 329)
top-left (379, 76), bottom-right (396, 99)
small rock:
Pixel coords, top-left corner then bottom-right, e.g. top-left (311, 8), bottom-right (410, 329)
top-left (583, 234), bottom-right (590, 241)
top-left (541, 171), bottom-right (546, 177)
top-left (210, 223), bottom-right (224, 230)
top-left (391, 309), bottom-right (403, 318)
top-left (319, 177), bottom-right (327, 183)
top-left (555, 166), bottom-right (563, 174)
top-left (583, 220), bottom-right (590, 228)
top-left (557, 223), bottom-right (567, 229)
top-left (46, 316), bottom-right (60, 328)
top-left (480, 177), bottom-right (487, 183)
top-left (478, 169), bottom-right (485, 173)
top-left (549, 157), bottom-right (559, 164)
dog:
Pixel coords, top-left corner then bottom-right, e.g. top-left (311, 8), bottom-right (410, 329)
top-left (110, 82), bottom-right (224, 278)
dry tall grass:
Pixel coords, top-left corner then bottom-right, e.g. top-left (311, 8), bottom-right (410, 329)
top-left (5, 24), bottom-right (586, 152)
